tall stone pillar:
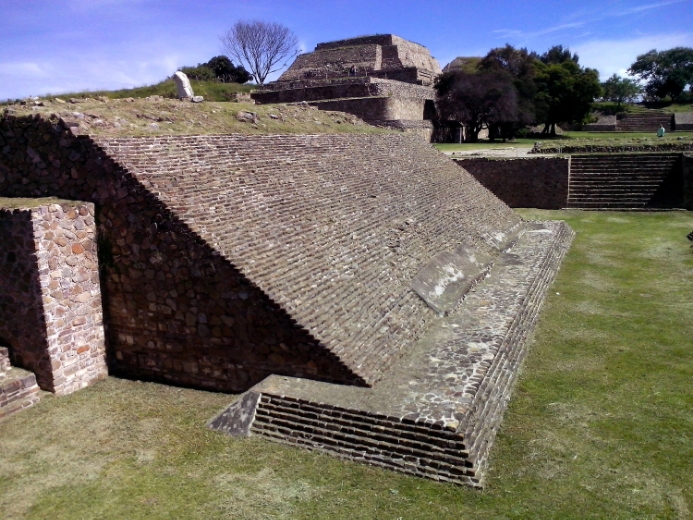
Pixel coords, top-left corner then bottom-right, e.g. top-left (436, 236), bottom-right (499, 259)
top-left (0, 200), bottom-right (107, 395)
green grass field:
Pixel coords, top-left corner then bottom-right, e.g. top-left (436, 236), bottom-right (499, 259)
top-left (4, 79), bottom-right (254, 104)
top-left (1, 210), bottom-right (691, 519)
top-left (434, 131), bottom-right (693, 153)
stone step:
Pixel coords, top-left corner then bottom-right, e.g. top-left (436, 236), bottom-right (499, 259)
top-left (0, 367), bottom-right (41, 420)
top-left (570, 174), bottom-right (672, 180)
top-left (210, 221), bottom-right (575, 488)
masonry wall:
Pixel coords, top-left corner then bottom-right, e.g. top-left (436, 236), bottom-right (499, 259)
top-left (310, 96), bottom-right (426, 121)
top-left (684, 153), bottom-right (693, 210)
top-left (0, 208), bottom-right (50, 386)
top-left (253, 79), bottom-right (434, 105)
top-left (455, 157), bottom-right (570, 209)
top-left (0, 201), bottom-right (107, 394)
top-left (0, 115), bottom-right (523, 392)
top-left (0, 116), bottom-right (359, 392)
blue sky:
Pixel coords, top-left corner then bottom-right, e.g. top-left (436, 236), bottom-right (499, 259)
top-left (1, 0), bottom-right (692, 100)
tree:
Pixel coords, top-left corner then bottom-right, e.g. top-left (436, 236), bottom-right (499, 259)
top-left (478, 44), bottom-right (539, 137)
top-left (179, 64), bottom-right (216, 82)
top-left (534, 49), bottom-right (601, 135)
top-left (435, 70), bottom-right (518, 142)
top-left (205, 56), bottom-right (251, 84)
top-left (540, 45), bottom-right (579, 65)
top-left (628, 47), bottom-right (693, 101)
top-left (220, 20), bottom-right (299, 84)
top-left (601, 74), bottom-right (641, 109)
top-left (178, 57), bottom-right (251, 84)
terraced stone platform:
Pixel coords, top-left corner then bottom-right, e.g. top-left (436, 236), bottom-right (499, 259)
top-left (0, 348), bottom-right (41, 420)
top-left (568, 153), bottom-right (684, 209)
top-left (210, 220), bottom-right (574, 487)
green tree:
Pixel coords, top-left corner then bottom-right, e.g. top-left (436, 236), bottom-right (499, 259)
top-left (628, 47), bottom-right (693, 101)
top-left (179, 65), bottom-right (216, 81)
top-left (601, 74), bottom-right (641, 109)
top-left (205, 56), bottom-right (251, 84)
top-left (534, 47), bottom-right (602, 135)
top-left (435, 70), bottom-right (518, 142)
top-left (478, 44), bottom-right (539, 138)
top-left (540, 45), bottom-right (580, 65)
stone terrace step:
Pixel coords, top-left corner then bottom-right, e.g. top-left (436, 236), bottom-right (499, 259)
top-left (616, 113), bottom-right (672, 131)
top-left (210, 220), bottom-right (575, 487)
top-left (567, 153), bottom-right (682, 209)
top-left (0, 367), bottom-right (41, 420)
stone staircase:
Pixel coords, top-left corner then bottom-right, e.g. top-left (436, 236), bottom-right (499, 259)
top-left (568, 153), bottom-right (683, 209)
top-left (0, 347), bottom-right (41, 420)
top-left (617, 112), bottom-right (672, 132)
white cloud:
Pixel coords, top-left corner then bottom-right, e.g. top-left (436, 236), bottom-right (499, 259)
top-left (492, 22), bottom-right (585, 41)
top-left (574, 32), bottom-right (693, 79)
top-left (616, 0), bottom-right (686, 16)
top-left (0, 62), bottom-right (49, 77)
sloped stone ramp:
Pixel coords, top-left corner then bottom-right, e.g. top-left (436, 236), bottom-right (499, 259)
top-left (210, 220), bottom-right (574, 487)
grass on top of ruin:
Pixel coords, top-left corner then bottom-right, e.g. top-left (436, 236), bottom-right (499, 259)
top-left (3, 97), bottom-right (394, 138)
top-left (1, 210), bottom-right (692, 519)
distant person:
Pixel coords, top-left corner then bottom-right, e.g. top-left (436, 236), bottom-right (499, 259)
top-left (657, 125), bottom-right (666, 138)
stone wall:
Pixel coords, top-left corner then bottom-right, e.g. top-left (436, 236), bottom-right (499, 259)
top-left (0, 114), bottom-right (521, 392)
top-left (253, 79), bottom-right (434, 106)
top-left (0, 117), bottom-right (356, 392)
top-left (281, 45), bottom-right (382, 81)
top-left (281, 34), bottom-right (441, 86)
top-left (0, 347), bottom-right (41, 420)
top-left (683, 153), bottom-right (693, 210)
top-left (454, 157), bottom-right (570, 209)
top-left (0, 200), bottom-right (107, 394)
top-left (674, 112), bottom-right (693, 131)
top-left (308, 96), bottom-right (426, 122)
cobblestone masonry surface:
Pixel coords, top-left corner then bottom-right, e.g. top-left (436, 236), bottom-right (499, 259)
top-left (0, 199), bottom-right (107, 394)
top-left (0, 346), bottom-right (41, 419)
top-left (278, 35), bottom-right (441, 86)
top-left (454, 157), bottom-right (569, 209)
top-left (210, 220), bottom-right (575, 486)
top-left (1, 114), bottom-right (522, 392)
top-left (252, 35), bottom-right (440, 137)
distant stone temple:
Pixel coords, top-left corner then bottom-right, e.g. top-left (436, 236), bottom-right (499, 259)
top-left (252, 34), bottom-right (442, 140)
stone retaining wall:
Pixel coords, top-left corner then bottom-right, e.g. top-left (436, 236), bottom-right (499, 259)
top-left (683, 153), bottom-right (693, 210)
top-left (253, 79), bottom-right (434, 106)
top-left (1, 114), bottom-right (520, 392)
top-left (307, 96), bottom-right (426, 122)
top-left (531, 143), bottom-right (693, 154)
top-left (0, 200), bottom-right (107, 394)
top-left (454, 157), bottom-right (569, 209)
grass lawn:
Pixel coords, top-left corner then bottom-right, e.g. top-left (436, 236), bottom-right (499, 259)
top-left (434, 139), bottom-right (536, 152)
top-left (434, 131), bottom-right (693, 153)
top-left (1, 211), bottom-right (692, 519)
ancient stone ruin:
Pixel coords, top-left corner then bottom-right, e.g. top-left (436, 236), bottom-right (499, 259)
top-left (252, 34), bottom-right (441, 140)
top-left (458, 152), bottom-right (693, 210)
top-left (172, 71), bottom-right (203, 103)
top-left (173, 71), bottom-right (195, 99)
top-left (0, 112), bottom-right (573, 486)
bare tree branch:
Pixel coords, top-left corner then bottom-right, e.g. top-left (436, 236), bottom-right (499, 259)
top-left (220, 20), bottom-right (299, 84)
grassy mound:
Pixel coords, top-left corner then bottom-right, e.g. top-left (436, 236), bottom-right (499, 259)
top-left (4, 97), bottom-right (392, 137)
top-left (3, 79), bottom-right (255, 104)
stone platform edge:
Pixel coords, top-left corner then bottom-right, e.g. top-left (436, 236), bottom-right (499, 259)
top-left (0, 367), bottom-right (41, 420)
top-left (209, 220), bottom-right (575, 487)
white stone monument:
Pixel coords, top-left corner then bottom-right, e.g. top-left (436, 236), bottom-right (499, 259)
top-left (173, 71), bottom-right (194, 99)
